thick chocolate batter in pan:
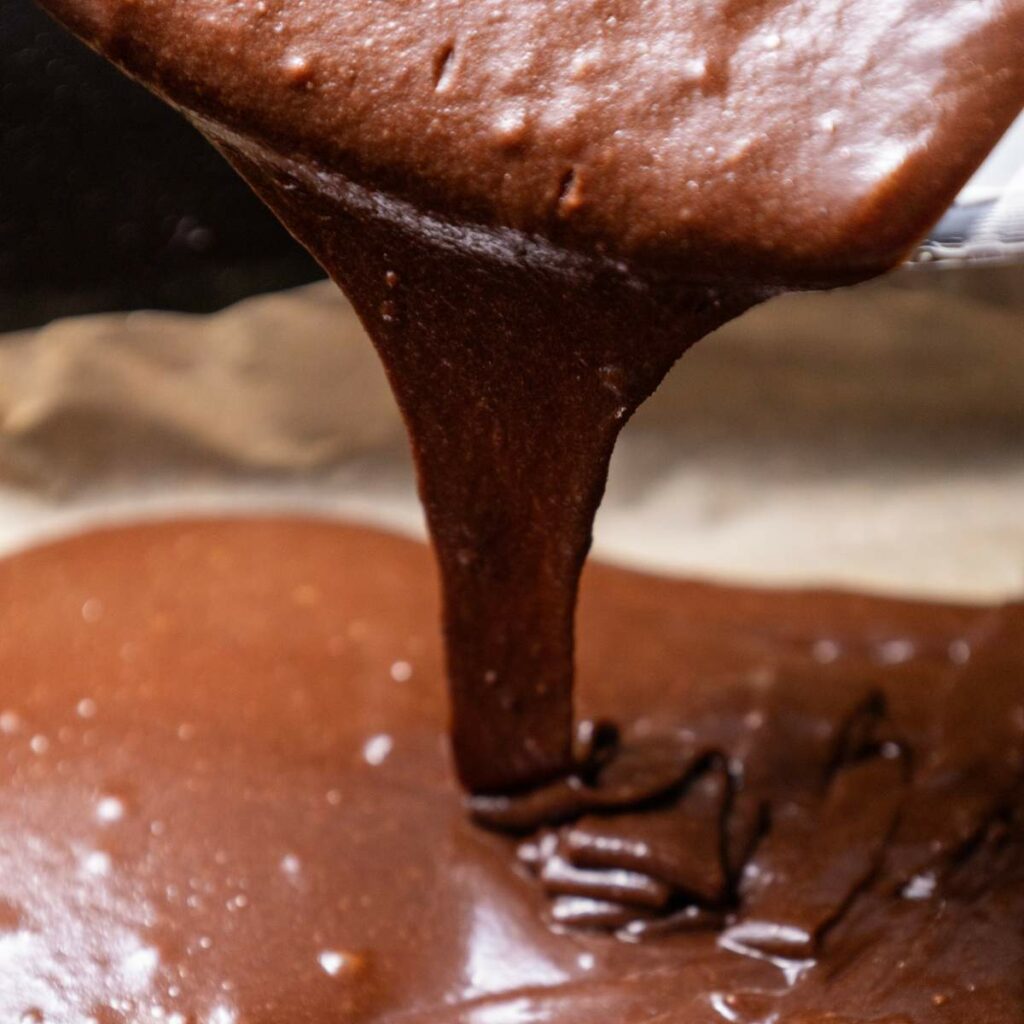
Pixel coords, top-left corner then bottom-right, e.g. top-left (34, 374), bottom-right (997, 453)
top-left (0, 518), bottom-right (1021, 1023)
top-left (35, 0), bottom-right (1024, 791)
top-left (20, 0), bottom-right (1024, 1017)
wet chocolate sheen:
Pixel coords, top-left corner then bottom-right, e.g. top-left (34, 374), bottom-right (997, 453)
top-left (0, 518), bottom-right (1021, 1023)
top-left (22, 0), bottom-right (1024, 1016)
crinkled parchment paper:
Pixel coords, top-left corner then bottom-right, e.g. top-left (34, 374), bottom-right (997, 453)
top-left (1, 267), bottom-right (1021, 602)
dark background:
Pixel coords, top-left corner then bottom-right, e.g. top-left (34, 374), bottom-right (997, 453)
top-left (1, 1), bottom-right (321, 332)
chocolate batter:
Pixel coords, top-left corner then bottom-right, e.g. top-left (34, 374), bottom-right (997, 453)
top-left (0, 518), bottom-right (1021, 1022)
top-left (34, 0), bottom-right (1024, 792)
top-left (19, 0), bottom-right (1024, 1017)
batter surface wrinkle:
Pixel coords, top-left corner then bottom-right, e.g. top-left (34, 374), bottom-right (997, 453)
top-left (0, 519), bottom-right (1021, 1023)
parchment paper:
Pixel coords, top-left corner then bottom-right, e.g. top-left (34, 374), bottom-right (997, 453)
top-left (1, 266), bottom-right (1021, 602)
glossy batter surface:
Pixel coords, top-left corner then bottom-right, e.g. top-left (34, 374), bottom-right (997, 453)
top-left (22, 1), bottom-right (1024, 1012)
top-left (0, 518), bottom-right (1020, 1023)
